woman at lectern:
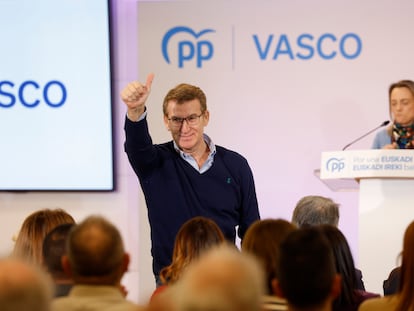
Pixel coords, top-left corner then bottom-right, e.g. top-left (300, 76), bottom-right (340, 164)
top-left (372, 80), bottom-right (414, 149)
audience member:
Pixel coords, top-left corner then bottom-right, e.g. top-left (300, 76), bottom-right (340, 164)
top-left (241, 218), bottom-right (296, 310)
top-left (359, 220), bottom-right (414, 311)
top-left (151, 216), bottom-right (225, 300)
top-left (0, 257), bottom-right (53, 311)
top-left (292, 195), bottom-right (339, 227)
top-left (42, 223), bottom-right (75, 297)
top-left (319, 225), bottom-right (379, 311)
top-left (291, 195), bottom-right (365, 291)
top-left (52, 215), bottom-right (145, 311)
top-left (12, 208), bottom-right (75, 265)
top-left (383, 266), bottom-right (401, 296)
top-left (164, 244), bottom-right (265, 311)
top-left (274, 226), bottom-right (341, 311)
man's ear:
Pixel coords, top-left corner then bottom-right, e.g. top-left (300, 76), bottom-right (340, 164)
top-left (271, 278), bottom-right (285, 298)
top-left (163, 115), bottom-right (171, 131)
top-left (61, 255), bottom-right (72, 277)
top-left (203, 110), bottom-right (210, 126)
top-left (330, 274), bottom-right (342, 300)
top-left (122, 253), bottom-right (130, 274)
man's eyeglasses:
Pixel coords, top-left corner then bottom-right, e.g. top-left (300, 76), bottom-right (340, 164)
top-left (167, 113), bottom-right (204, 128)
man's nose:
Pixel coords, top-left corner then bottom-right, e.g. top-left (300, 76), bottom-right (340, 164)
top-left (180, 119), bottom-right (190, 131)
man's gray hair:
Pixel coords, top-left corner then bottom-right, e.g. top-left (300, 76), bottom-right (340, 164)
top-left (292, 195), bottom-right (340, 227)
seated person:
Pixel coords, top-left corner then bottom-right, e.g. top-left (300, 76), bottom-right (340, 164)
top-left (151, 216), bottom-right (225, 300)
top-left (274, 226), bottom-right (341, 311)
top-left (383, 266), bottom-right (401, 296)
top-left (52, 215), bottom-right (145, 311)
top-left (42, 223), bottom-right (75, 297)
top-left (0, 257), bottom-right (52, 311)
top-left (161, 244), bottom-right (265, 311)
top-left (319, 225), bottom-right (379, 311)
top-left (12, 208), bottom-right (75, 266)
top-left (291, 195), bottom-right (339, 227)
top-left (359, 220), bottom-right (414, 311)
top-left (291, 195), bottom-right (366, 291)
top-left (242, 218), bottom-right (297, 310)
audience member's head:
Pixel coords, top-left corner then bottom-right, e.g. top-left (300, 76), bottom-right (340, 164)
top-left (383, 266), bottom-right (401, 296)
top-left (292, 195), bottom-right (340, 227)
top-left (62, 215), bottom-right (129, 286)
top-left (0, 257), bottom-right (53, 311)
top-left (359, 221), bottom-right (414, 311)
top-left (275, 227), bottom-right (340, 310)
top-left (13, 208), bottom-right (75, 265)
top-left (42, 223), bottom-right (75, 297)
top-left (395, 220), bottom-right (414, 310)
top-left (160, 216), bottom-right (225, 285)
top-left (319, 225), bottom-right (359, 308)
top-left (241, 218), bottom-right (296, 294)
top-left (170, 244), bottom-right (265, 311)
top-left (43, 223), bottom-right (75, 278)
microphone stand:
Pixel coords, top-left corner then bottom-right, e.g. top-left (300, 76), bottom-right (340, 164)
top-left (342, 120), bottom-right (390, 151)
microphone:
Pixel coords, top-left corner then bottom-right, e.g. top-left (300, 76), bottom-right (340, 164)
top-left (342, 120), bottom-right (390, 150)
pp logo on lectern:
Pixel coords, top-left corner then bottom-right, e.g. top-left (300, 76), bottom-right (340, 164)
top-left (326, 157), bottom-right (345, 172)
top-left (162, 26), bottom-right (215, 68)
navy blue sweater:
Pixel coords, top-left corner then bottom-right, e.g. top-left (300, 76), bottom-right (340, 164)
top-left (124, 117), bottom-right (260, 277)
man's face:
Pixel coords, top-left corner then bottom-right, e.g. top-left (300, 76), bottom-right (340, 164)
top-left (163, 99), bottom-right (209, 153)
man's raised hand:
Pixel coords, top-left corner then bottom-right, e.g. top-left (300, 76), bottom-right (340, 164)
top-left (121, 73), bottom-right (154, 121)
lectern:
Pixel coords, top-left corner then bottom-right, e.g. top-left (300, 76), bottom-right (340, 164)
top-left (319, 149), bottom-right (414, 294)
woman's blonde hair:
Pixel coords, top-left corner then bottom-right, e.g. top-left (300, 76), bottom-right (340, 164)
top-left (12, 208), bottom-right (75, 266)
top-left (160, 216), bottom-right (225, 285)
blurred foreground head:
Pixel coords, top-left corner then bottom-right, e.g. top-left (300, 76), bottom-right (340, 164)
top-left (166, 244), bottom-right (265, 311)
top-left (0, 257), bottom-right (53, 311)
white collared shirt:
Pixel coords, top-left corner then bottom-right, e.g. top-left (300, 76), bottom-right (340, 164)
top-left (173, 134), bottom-right (216, 173)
